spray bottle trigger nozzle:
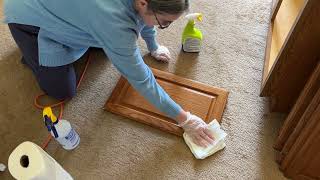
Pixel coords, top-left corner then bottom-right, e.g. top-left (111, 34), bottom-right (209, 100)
top-left (197, 14), bottom-right (203, 22)
top-left (44, 115), bottom-right (59, 138)
top-left (44, 115), bottom-right (52, 131)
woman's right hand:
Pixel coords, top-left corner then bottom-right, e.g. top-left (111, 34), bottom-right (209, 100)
top-left (179, 112), bottom-right (215, 147)
top-left (151, 45), bottom-right (171, 62)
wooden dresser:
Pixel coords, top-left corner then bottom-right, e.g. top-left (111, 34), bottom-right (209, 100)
top-left (260, 0), bottom-right (320, 179)
top-left (275, 61), bottom-right (320, 179)
top-left (260, 0), bottom-right (320, 112)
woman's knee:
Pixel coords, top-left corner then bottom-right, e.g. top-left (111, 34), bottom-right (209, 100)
top-left (53, 88), bottom-right (76, 100)
top-left (39, 80), bottom-right (77, 100)
top-left (37, 65), bottom-right (77, 100)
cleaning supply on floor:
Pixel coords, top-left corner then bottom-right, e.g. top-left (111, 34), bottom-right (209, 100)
top-left (43, 107), bottom-right (80, 150)
top-left (8, 141), bottom-right (73, 180)
top-left (182, 13), bottom-right (203, 53)
top-left (183, 119), bottom-right (227, 159)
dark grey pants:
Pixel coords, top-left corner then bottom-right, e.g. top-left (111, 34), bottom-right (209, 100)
top-left (8, 23), bottom-right (77, 100)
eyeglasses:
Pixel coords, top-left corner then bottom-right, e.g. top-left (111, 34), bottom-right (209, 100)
top-left (152, 10), bottom-right (172, 29)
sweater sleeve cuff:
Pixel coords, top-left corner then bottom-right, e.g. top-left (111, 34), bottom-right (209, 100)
top-left (144, 36), bottom-right (159, 52)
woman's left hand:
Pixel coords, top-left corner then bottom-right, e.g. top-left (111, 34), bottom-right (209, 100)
top-left (151, 45), bottom-right (171, 63)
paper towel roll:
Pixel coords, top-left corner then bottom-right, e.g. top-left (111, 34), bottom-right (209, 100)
top-left (8, 141), bottom-right (73, 180)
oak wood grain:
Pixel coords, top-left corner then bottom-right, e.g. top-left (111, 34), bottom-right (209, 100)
top-left (274, 62), bottom-right (320, 151)
top-left (281, 88), bottom-right (320, 178)
top-left (268, 0), bottom-right (306, 74)
top-left (104, 68), bottom-right (229, 136)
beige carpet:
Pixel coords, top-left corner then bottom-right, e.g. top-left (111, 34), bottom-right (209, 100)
top-left (0, 0), bottom-right (288, 179)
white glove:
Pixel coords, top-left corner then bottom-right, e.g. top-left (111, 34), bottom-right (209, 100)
top-left (179, 112), bottom-right (215, 147)
top-left (151, 45), bottom-right (171, 63)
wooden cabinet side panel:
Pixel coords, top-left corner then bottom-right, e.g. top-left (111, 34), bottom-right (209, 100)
top-left (261, 23), bottom-right (273, 93)
top-left (271, 0), bottom-right (284, 20)
top-left (281, 97), bottom-right (320, 179)
top-left (274, 62), bottom-right (320, 151)
top-left (280, 88), bottom-right (320, 162)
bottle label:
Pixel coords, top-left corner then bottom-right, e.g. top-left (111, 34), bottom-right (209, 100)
top-left (65, 128), bottom-right (77, 144)
top-left (56, 127), bottom-right (80, 150)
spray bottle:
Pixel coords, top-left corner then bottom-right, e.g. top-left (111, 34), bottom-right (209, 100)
top-left (182, 13), bottom-right (203, 53)
top-left (43, 107), bottom-right (80, 150)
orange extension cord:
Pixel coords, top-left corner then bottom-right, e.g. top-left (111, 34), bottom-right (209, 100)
top-left (34, 52), bottom-right (92, 150)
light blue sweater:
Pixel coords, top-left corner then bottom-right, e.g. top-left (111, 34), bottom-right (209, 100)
top-left (4, 0), bottom-right (182, 119)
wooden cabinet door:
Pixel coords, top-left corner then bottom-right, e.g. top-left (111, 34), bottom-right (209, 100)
top-left (104, 68), bottom-right (229, 136)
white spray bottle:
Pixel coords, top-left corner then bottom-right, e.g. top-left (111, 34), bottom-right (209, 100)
top-left (43, 107), bottom-right (80, 150)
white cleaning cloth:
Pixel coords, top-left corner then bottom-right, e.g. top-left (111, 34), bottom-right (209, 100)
top-left (183, 119), bottom-right (227, 159)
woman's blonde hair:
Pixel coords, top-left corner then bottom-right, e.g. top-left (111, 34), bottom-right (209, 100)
top-left (147, 0), bottom-right (189, 14)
